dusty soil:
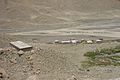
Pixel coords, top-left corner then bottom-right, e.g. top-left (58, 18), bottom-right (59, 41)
top-left (0, 0), bottom-right (120, 80)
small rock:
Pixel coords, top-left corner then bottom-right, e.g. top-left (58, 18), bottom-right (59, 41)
top-left (10, 57), bottom-right (17, 64)
top-left (67, 75), bottom-right (77, 80)
top-left (31, 50), bottom-right (34, 53)
top-left (27, 56), bottom-right (33, 61)
top-left (35, 69), bottom-right (41, 74)
top-left (0, 67), bottom-right (8, 79)
top-left (87, 69), bottom-right (90, 72)
top-left (12, 50), bottom-right (18, 54)
top-left (29, 61), bottom-right (34, 67)
top-left (0, 73), bottom-right (3, 78)
top-left (37, 48), bottom-right (42, 51)
top-left (23, 69), bottom-right (27, 73)
top-left (0, 48), bottom-right (4, 55)
top-left (18, 50), bottom-right (24, 56)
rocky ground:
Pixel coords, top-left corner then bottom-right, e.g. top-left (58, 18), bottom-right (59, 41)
top-left (0, 46), bottom-right (76, 80)
top-left (0, 34), bottom-right (120, 80)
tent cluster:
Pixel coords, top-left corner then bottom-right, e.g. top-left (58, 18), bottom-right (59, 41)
top-left (53, 39), bottom-right (103, 44)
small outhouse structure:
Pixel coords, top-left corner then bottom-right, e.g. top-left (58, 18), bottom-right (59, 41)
top-left (10, 41), bottom-right (32, 51)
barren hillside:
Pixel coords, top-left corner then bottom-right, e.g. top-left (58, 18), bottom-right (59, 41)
top-left (0, 0), bottom-right (120, 33)
top-left (0, 0), bottom-right (120, 23)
